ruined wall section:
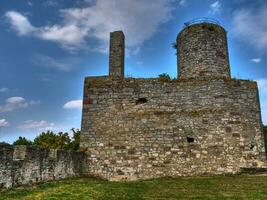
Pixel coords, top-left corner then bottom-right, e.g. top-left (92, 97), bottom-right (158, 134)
top-left (177, 23), bottom-right (231, 79)
top-left (0, 144), bottom-right (87, 189)
top-left (0, 143), bottom-right (13, 189)
top-left (81, 77), bottom-right (266, 180)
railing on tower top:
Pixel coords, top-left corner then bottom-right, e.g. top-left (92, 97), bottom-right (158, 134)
top-left (184, 18), bottom-right (221, 27)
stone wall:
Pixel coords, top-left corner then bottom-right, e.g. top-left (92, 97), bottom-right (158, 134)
top-left (81, 76), bottom-right (267, 181)
top-left (0, 144), bottom-right (86, 189)
top-left (109, 31), bottom-right (125, 77)
top-left (177, 23), bottom-right (231, 79)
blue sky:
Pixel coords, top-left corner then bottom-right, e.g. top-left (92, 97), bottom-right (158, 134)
top-left (0, 0), bottom-right (266, 143)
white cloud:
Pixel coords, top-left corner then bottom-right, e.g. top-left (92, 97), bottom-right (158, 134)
top-left (28, 1), bottom-right (33, 7)
top-left (0, 97), bottom-right (39, 113)
top-left (29, 100), bottom-right (41, 105)
top-left (5, 0), bottom-right (173, 51)
top-left (19, 120), bottom-right (55, 130)
top-left (250, 58), bottom-right (261, 63)
top-left (18, 120), bottom-right (78, 134)
top-left (0, 88), bottom-right (8, 92)
top-left (5, 11), bottom-right (36, 35)
top-left (0, 119), bottom-right (9, 127)
top-left (6, 97), bottom-right (25, 104)
top-left (232, 5), bottom-right (267, 52)
top-left (32, 54), bottom-right (80, 71)
top-left (179, 0), bottom-right (187, 7)
top-left (63, 100), bottom-right (82, 109)
top-left (43, 0), bottom-right (58, 7)
top-left (209, 1), bottom-right (222, 14)
top-left (38, 25), bottom-right (88, 49)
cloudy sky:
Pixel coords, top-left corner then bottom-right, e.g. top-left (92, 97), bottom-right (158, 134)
top-left (0, 0), bottom-right (266, 143)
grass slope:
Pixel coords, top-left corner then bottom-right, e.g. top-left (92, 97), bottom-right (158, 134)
top-left (1, 175), bottom-right (267, 200)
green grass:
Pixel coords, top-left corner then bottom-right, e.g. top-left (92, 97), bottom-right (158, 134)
top-left (1, 175), bottom-right (267, 200)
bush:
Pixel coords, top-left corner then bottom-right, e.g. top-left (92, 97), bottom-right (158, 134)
top-left (33, 131), bottom-right (71, 150)
top-left (13, 137), bottom-right (32, 146)
top-left (158, 73), bottom-right (171, 81)
top-left (12, 129), bottom-right (81, 150)
top-left (69, 128), bottom-right (81, 151)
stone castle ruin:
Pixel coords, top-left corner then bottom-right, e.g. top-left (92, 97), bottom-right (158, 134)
top-left (80, 20), bottom-right (267, 180)
top-left (1, 20), bottom-right (266, 188)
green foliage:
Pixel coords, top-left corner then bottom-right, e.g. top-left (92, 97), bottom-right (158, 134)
top-left (13, 129), bottom-right (81, 150)
top-left (171, 42), bottom-right (177, 49)
top-left (158, 73), bottom-right (171, 81)
top-left (13, 137), bottom-right (32, 146)
top-left (69, 128), bottom-right (81, 151)
top-left (33, 131), bottom-right (71, 150)
top-left (2, 176), bottom-right (267, 199)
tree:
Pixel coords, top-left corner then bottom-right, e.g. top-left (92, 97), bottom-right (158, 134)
top-left (33, 130), bottom-right (71, 150)
top-left (69, 128), bottom-right (81, 151)
top-left (12, 129), bottom-right (81, 150)
top-left (13, 137), bottom-right (32, 146)
top-left (158, 73), bottom-right (171, 81)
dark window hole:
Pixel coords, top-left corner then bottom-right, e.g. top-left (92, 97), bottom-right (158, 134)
top-left (187, 137), bottom-right (195, 143)
top-left (250, 145), bottom-right (255, 150)
top-left (208, 26), bottom-right (215, 31)
top-left (117, 169), bottom-right (125, 175)
top-left (202, 25), bottom-right (215, 31)
top-left (136, 98), bottom-right (147, 105)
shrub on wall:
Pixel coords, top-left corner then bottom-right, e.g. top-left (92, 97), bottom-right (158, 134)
top-left (13, 137), bottom-right (32, 146)
top-left (158, 73), bottom-right (171, 81)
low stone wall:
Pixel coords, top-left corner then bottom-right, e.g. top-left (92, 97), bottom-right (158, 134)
top-left (0, 143), bottom-right (87, 189)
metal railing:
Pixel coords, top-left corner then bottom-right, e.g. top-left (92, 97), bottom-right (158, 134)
top-left (184, 18), bottom-right (221, 27)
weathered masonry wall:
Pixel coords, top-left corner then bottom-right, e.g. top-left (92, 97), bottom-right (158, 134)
top-left (81, 77), bottom-right (266, 181)
top-left (177, 23), bottom-right (231, 79)
top-left (109, 31), bottom-right (125, 77)
top-left (0, 144), bottom-right (87, 189)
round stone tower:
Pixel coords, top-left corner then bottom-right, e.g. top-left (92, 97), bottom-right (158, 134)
top-left (176, 19), bottom-right (231, 79)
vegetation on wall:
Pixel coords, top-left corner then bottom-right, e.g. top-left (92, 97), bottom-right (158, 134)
top-left (158, 73), bottom-right (178, 82)
top-left (171, 42), bottom-right (178, 50)
top-left (13, 137), bottom-right (32, 146)
top-left (158, 73), bottom-right (171, 81)
top-left (12, 128), bottom-right (80, 151)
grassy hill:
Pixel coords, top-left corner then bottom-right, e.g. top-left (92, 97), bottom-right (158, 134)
top-left (1, 175), bottom-right (267, 200)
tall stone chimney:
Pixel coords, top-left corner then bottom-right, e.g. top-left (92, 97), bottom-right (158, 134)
top-left (109, 31), bottom-right (125, 77)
